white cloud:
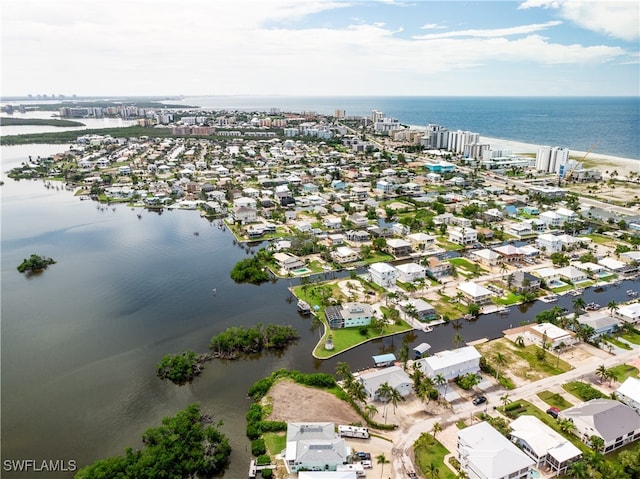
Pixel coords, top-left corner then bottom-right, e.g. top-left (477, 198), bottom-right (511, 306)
top-left (420, 23), bottom-right (447, 30)
top-left (413, 21), bottom-right (563, 39)
top-left (519, 0), bottom-right (639, 41)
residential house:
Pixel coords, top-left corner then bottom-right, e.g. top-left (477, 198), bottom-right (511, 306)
top-left (616, 377), bottom-right (640, 414)
top-left (415, 346), bottom-right (481, 381)
top-left (536, 234), bottom-right (563, 254)
top-left (457, 421), bottom-right (534, 479)
top-left (524, 322), bottom-right (576, 350)
top-left (407, 232), bottom-right (436, 252)
top-left (510, 271), bottom-right (541, 293)
top-left (331, 246), bottom-right (360, 265)
top-left (448, 227), bottom-right (478, 246)
top-left (483, 208), bottom-right (503, 223)
top-left (575, 312), bottom-right (619, 340)
top-left (368, 262), bottom-right (397, 288)
top-left (493, 244), bottom-right (524, 263)
top-left (399, 298), bottom-right (437, 322)
top-left (533, 267), bottom-right (561, 284)
top-left (471, 249), bottom-right (501, 267)
top-left (615, 303), bottom-right (640, 325)
top-left (357, 366), bottom-right (413, 401)
top-left (509, 415), bottom-right (582, 477)
top-left (425, 256), bottom-right (451, 278)
top-left (556, 207), bottom-right (578, 223)
top-left (540, 211), bottom-right (562, 228)
top-left (508, 222), bottom-right (533, 238)
top-left (386, 238), bottom-right (413, 258)
top-left (458, 282), bottom-right (493, 304)
top-left (559, 399), bottom-right (640, 453)
top-left (273, 252), bottom-right (305, 272)
top-left (232, 205), bottom-right (257, 224)
top-left (323, 216), bottom-right (343, 230)
top-left (345, 230), bottom-right (370, 242)
top-left (395, 263), bottom-right (426, 283)
top-left (327, 234), bottom-right (345, 246)
top-left (599, 257), bottom-right (633, 274)
top-left (557, 266), bottom-right (588, 284)
top-left (324, 302), bottom-right (373, 329)
top-left (285, 423), bottom-right (350, 473)
top-left (348, 213), bottom-right (370, 229)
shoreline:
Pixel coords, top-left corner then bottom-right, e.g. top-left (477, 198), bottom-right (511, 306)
top-left (479, 135), bottom-right (639, 179)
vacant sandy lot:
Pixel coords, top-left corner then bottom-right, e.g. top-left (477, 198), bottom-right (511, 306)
top-left (265, 379), bottom-right (362, 425)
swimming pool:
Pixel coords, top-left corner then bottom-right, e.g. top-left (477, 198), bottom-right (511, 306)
top-left (292, 267), bottom-right (312, 275)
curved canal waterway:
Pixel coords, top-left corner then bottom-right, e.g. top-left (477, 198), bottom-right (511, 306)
top-left (1, 144), bottom-right (638, 477)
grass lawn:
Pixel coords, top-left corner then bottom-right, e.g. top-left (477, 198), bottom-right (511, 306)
top-left (604, 336), bottom-right (633, 350)
top-left (495, 292), bottom-right (523, 306)
top-left (537, 390), bottom-right (574, 410)
top-left (620, 328), bottom-right (640, 345)
top-left (362, 252), bottom-right (394, 264)
top-left (551, 284), bottom-right (575, 294)
top-left (510, 344), bottom-right (573, 375)
top-left (263, 432), bottom-right (286, 458)
top-left (436, 237), bottom-right (464, 251)
top-left (608, 363), bottom-right (639, 381)
top-left (587, 234), bottom-right (614, 245)
top-left (414, 433), bottom-right (457, 479)
top-left (448, 257), bottom-right (487, 273)
top-left (563, 381), bottom-right (608, 402)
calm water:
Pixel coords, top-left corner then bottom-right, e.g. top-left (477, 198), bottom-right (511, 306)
top-left (1, 143), bottom-right (639, 477)
top-left (1, 110), bottom-right (136, 135)
top-left (172, 96), bottom-right (640, 160)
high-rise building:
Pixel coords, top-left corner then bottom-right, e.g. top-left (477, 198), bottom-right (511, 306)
top-left (536, 146), bottom-right (570, 173)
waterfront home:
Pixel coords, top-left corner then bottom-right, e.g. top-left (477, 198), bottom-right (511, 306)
top-left (324, 302), bottom-right (373, 329)
top-left (524, 322), bottom-right (576, 349)
top-left (540, 211), bottom-right (563, 228)
top-left (572, 262), bottom-right (605, 276)
top-left (493, 244), bottom-right (525, 263)
top-left (285, 423), bottom-right (350, 473)
top-left (448, 226), bottom-right (478, 246)
top-left (510, 271), bottom-right (541, 293)
top-left (471, 249), bottom-right (501, 267)
top-left (273, 252), bottom-right (305, 272)
top-left (557, 266), bottom-right (588, 283)
top-left (535, 233), bottom-right (563, 254)
top-left (331, 246), bottom-right (360, 265)
top-left (406, 232), bottom-right (436, 251)
top-left (368, 262), bottom-right (397, 288)
top-left (616, 377), bottom-right (640, 414)
top-left (457, 421), bottom-right (534, 479)
top-left (574, 312), bottom-right (619, 340)
top-left (599, 257), bottom-right (634, 274)
top-left (559, 399), bottom-right (640, 453)
top-left (614, 303), bottom-right (640, 325)
top-left (395, 263), bottom-right (426, 283)
top-left (507, 222), bottom-right (533, 238)
top-left (357, 366), bottom-right (413, 401)
top-left (425, 256), bottom-right (451, 278)
top-left (415, 346), bottom-right (481, 382)
top-left (231, 205), bottom-right (257, 224)
top-left (509, 415), bottom-right (582, 477)
top-left (556, 207), bottom-right (578, 223)
top-left (398, 298), bottom-right (437, 321)
top-left (533, 267), bottom-right (561, 284)
top-left (457, 281), bottom-right (493, 304)
top-left (386, 238), bottom-right (413, 258)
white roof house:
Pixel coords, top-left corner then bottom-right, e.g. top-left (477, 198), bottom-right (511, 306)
top-left (285, 423), bottom-right (350, 473)
top-left (368, 262), bottom-right (397, 288)
top-left (395, 262), bottom-right (427, 283)
top-left (615, 303), bottom-right (640, 324)
top-left (457, 421), bottom-right (534, 479)
top-left (299, 471), bottom-right (357, 479)
top-left (415, 346), bottom-right (481, 382)
top-left (471, 249), bottom-right (501, 266)
top-left (357, 365), bottom-right (413, 401)
top-left (598, 257), bottom-right (627, 272)
top-left (616, 377), bottom-right (640, 414)
top-left (526, 322), bottom-right (576, 349)
top-left (458, 282), bottom-right (493, 304)
top-left (557, 265), bottom-right (588, 283)
top-left (510, 415), bottom-right (582, 476)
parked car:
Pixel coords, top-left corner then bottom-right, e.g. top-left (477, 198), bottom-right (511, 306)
top-left (356, 452), bottom-right (371, 460)
top-left (546, 407), bottom-right (560, 419)
top-left (472, 396), bottom-right (487, 406)
top-left (360, 460), bottom-right (372, 469)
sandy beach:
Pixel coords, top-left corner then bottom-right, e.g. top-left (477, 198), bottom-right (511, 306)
top-left (480, 136), bottom-right (639, 179)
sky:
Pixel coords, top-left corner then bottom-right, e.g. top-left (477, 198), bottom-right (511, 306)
top-left (1, 0), bottom-right (639, 97)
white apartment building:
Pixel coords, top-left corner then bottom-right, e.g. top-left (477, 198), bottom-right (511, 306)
top-left (448, 130), bottom-right (480, 154)
top-left (536, 146), bottom-right (570, 173)
top-left (368, 262), bottom-right (397, 288)
top-left (536, 233), bottom-right (563, 253)
top-left (448, 226), bottom-right (478, 246)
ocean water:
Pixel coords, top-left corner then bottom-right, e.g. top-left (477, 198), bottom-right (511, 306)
top-left (172, 96), bottom-right (640, 160)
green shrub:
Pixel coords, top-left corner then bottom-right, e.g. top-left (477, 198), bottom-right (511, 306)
top-left (251, 438), bottom-right (266, 456)
top-left (504, 402), bottom-right (522, 412)
top-left (261, 468), bottom-right (273, 478)
top-left (257, 455), bottom-right (271, 466)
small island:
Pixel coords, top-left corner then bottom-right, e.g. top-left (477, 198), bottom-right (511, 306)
top-left (0, 117), bottom-right (85, 127)
top-left (17, 254), bottom-right (56, 273)
top-left (157, 325), bottom-right (299, 385)
top-left (74, 404), bottom-right (231, 479)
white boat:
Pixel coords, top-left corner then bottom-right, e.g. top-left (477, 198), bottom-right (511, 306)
top-left (423, 325), bottom-right (434, 332)
top-left (297, 300), bottom-right (311, 314)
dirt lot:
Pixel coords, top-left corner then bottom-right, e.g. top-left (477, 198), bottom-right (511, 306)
top-left (265, 379), bottom-right (362, 424)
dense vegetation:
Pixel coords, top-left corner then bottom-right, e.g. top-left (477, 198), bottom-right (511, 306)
top-left (74, 404), bottom-right (231, 479)
top-left (156, 351), bottom-right (204, 384)
top-left (0, 117), bottom-right (85, 127)
top-left (1, 126), bottom-right (175, 145)
top-left (229, 249), bottom-right (272, 284)
top-left (209, 324), bottom-right (299, 359)
top-left (17, 254), bottom-right (56, 273)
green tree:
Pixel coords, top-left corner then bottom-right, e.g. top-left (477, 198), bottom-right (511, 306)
top-left (596, 364), bottom-right (608, 383)
top-left (452, 332), bottom-right (464, 348)
top-left (335, 361), bottom-right (353, 384)
top-left (607, 300), bottom-right (619, 317)
top-left (376, 454), bottom-right (389, 479)
top-left (431, 421), bottom-right (442, 439)
top-left (500, 393), bottom-right (512, 408)
top-left (425, 462), bottom-right (440, 479)
top-left (494, 352), bottom-right (507, 380)
top-left (572, 297), bottom-right (586, 317)
top-left (364, 403), bottom-right (378, 420)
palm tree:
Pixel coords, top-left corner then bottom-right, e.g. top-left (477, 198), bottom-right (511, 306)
top-left (348, 380), bottom-right (368, 404)
top-left (567, 460), bottom-right (589, 479)
top-left (494, 352), bottom-right (506, 379)
top-left (425, 462), bottom-right (440, 479)
top-left (515, 335), bottom-right (525, 348)
top-left (500, 393), bottom-right (512, 408)
top-left (388, 386), bottom-right (405, 415)
top-left (335, 361), bottom-right (353, 384)
top-left (434, 373), bottom-right (447, 396)
top-left (364, 403), bottom-right (378, 420)
top-left (376, 453), bottom-right (389, 479)
top-left (607, 300), bottom-right (619, 317)
top-left (558, 418), bottom-right (575, 435)
top-left (572, 297), bottom-right (586, 317)
top-left (596, 364), bottom-right (608, 383)
top-left (605, 368), bottom-right (617, 386)
top-left (376, 382), bottom-right (393, 422)
top-left (431, 421), bottom-right (442, 439)
top-left (589, 435), bottom-right (605, 453)
top-left (452, 332), bottom-right (464, 348)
